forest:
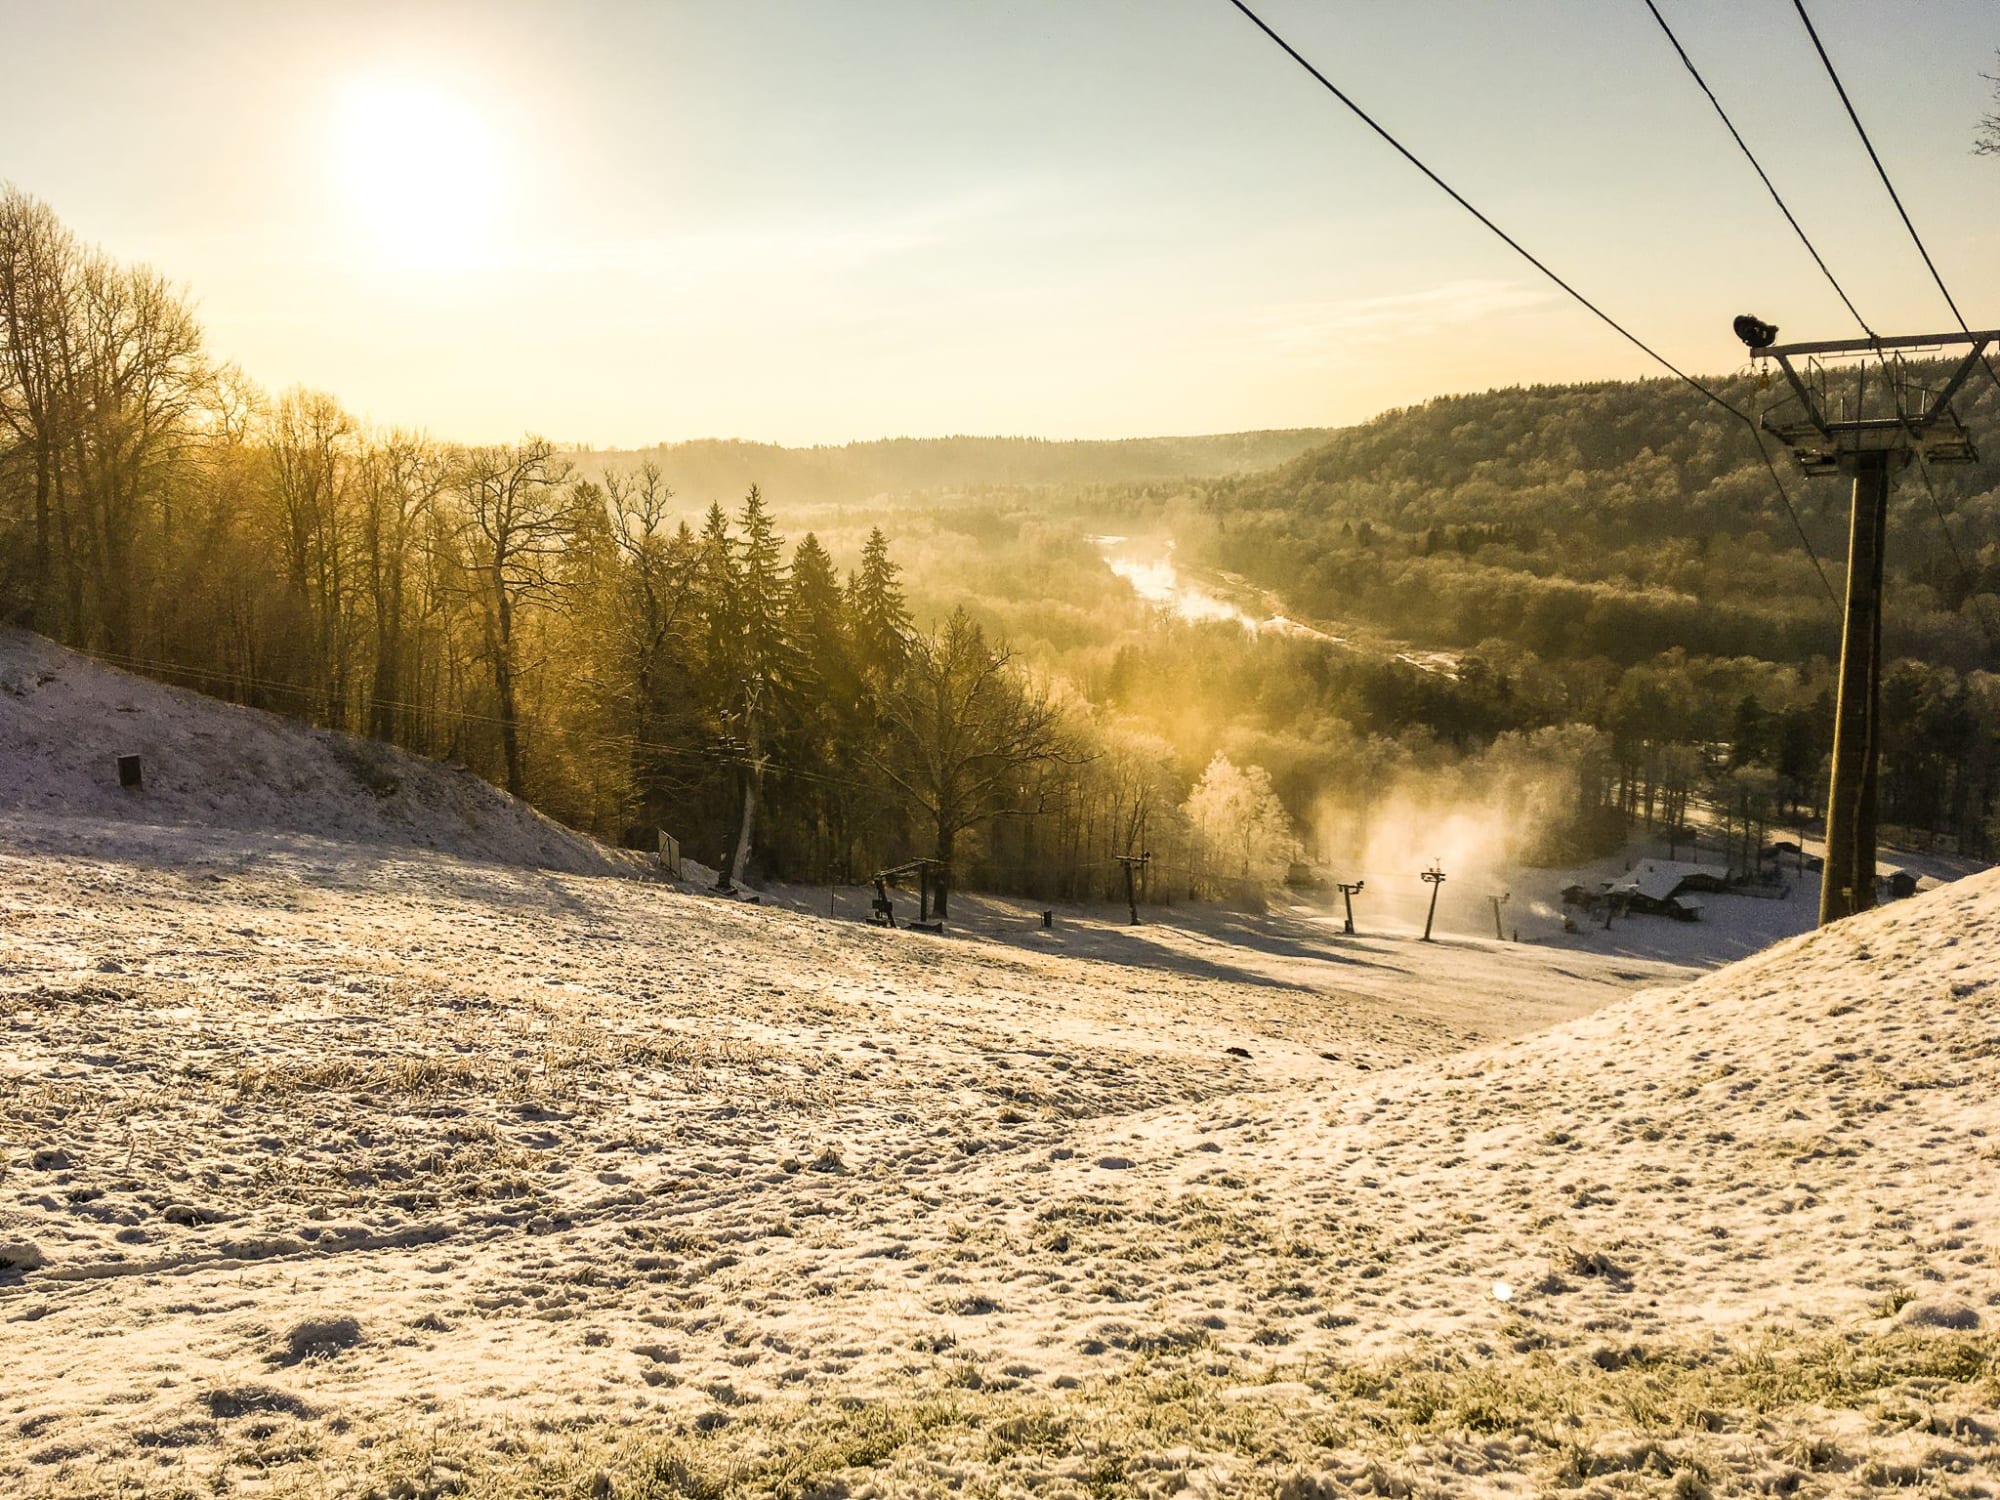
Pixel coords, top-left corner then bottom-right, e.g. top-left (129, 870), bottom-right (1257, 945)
top-left (1178, 373), bottom-right (2000, 857)
top-left (4, 181), bottom-right (1997, 913)
top-left (0, 186), bottom-right (1349, 910)
top-left (1199, 376), bottom-right (2000, 667)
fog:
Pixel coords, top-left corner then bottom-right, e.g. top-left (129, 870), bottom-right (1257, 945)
top-left (1307, 727), bottom-right (1612, 938)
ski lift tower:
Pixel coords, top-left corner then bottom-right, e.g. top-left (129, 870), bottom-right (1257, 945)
top-left (1738, 318), bottom-right (1994, 926)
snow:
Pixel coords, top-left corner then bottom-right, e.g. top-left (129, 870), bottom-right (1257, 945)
top-left (2, 635), bottom-right (1997, 1496)
top-left (0, 628), bottom-right (643, 877)
top-left (1606, 860), bottom-right (1728, 903)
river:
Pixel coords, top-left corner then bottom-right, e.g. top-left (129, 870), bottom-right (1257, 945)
top-left (1089, 534), bottom-right (1458, 676)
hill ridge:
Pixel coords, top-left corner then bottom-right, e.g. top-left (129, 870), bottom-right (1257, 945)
top-left (0, 628), bottom-right (634, 876)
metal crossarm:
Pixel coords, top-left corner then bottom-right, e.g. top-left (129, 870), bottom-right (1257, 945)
top-left (1751, 329), bottom-right (1991, 473)
top-left (1759, 328), bottom-right (2000, 359)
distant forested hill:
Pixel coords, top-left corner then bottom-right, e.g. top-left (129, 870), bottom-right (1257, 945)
top-left (574, 429), bottom-right (1342, 507)
top-left (1195, 372), bottom-right (2000, 671)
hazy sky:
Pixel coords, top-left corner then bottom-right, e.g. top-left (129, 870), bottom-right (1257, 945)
top-left (3, 0), bottom-right (1996, 446)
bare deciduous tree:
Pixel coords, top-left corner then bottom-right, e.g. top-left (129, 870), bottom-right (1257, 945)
top-left (0, 186), bottom-right (82, 633)
top-left (872, 607), bottom-right (1072, 917)
top-left (267, 389), bottom-right (359, 726)
top-left (359, 431), bottom-right (449, 742)
top-left (1978, 54), bottom-right (2000, 155)
top-left (601, 462), bottom-right (703, 819)
top-left (68, 255), bottom-right (205, 655)
top-left (454, 437), bottom-right (575, 795)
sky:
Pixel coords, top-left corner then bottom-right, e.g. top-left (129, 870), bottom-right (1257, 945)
top-left (2, 0), bottom-right (1996, 447)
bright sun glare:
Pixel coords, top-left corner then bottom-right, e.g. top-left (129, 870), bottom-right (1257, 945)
top-left (332, 77), bottom-right (505, 271)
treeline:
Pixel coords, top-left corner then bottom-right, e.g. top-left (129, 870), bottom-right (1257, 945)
top-left (18, 174), bottom-right (1986, 887)
top-left (1185, 376), bottom-right (2000, 855)
top-left (0, 186), bottom-right (1325, 906)
top-left (582, 427), bottom-right (1340, 510)
top-left (1203, 378), bottom-right (2000, 670)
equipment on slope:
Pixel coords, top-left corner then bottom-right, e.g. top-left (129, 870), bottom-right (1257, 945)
top-left (870, 858), bottom-right (945, 929)
top-left (1420, 864), bottom-right (1447, 943)
top-left (1747, 324), bottom-right (1992, 925)
top-left (1336, 880), bottom-right (1364, 936)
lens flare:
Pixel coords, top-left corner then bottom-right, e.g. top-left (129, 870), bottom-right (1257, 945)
top-left (330, 76), bottom-right (505, 271)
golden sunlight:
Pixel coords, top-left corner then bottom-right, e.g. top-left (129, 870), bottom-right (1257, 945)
top-left (330, 76), bottom-right (504, 271)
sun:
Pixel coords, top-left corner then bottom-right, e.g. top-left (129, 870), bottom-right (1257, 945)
top-left (331, 76), bottom-right (505, 271)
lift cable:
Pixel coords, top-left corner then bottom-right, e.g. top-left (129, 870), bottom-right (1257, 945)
top-left (1906, 452), bottom-right (2000, 647)
top-left (1219, 0), bottom-right (1840, 607)
top-left (1790, 0), bottom-right (2000, 395)
top-left (1642, 0), bottom-right (1875, 340)
top-left (1788, 0), bottom-right (2000, 626)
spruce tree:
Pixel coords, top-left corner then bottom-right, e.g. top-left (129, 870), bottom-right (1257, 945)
top-left (735, 485), bottom-right (792, 693)
top-left (696, 500), bottom-right (739, 682)
top-left (786, 532), bottom-right (849, 696)
top-left (850, 526), bottom-right (911, 682)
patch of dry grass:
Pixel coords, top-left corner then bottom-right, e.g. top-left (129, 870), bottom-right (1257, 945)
top-left (143, 1327), bottom-right (1986, 1500)
top-left (229, 1055), bottom-right (495, 1098)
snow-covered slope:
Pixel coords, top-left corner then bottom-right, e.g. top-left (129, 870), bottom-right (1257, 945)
top-left (2, 790), bottom-right (1994, 1497)
top-left (0, 629), bottom-right (632, 874)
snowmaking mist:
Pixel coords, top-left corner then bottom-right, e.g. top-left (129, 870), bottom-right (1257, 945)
top-left (1307, 728), bottom-right (1612, 939)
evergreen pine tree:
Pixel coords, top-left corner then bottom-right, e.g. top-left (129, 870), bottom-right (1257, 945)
top-left (735, 485), bottom-right (792, 693)
top-left (696, 501), bottom-right (739, 684)
top-left (785, 532), bottom-right (849, 696)
top-left (850, 526), bottom-right (911, 682)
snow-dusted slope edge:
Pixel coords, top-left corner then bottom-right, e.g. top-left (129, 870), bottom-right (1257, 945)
top-left (1, 822), bottom-right (1993, 1496)
top-left (0, 628), bottom-right (632, 875)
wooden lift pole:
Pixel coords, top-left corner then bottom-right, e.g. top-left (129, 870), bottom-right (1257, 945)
top-left (707, 731), bottom-right (750, 894)
top-left (1420, 864), bottom-right (1446, 943)
top-left (1115, 852), bottom-right (1151, 926)
top-left (1740, 319), bottom-right (1991, 925)
top-left (1823, 448), bottom-right (1891, 925)
top-left (1335, 879), bottom-right (1364, 935)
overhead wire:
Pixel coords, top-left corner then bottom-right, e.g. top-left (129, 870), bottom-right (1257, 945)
top-left (1220, 0), bottom-right (1841, 610)
top-left (1784, 0), bottom-right (2000, 638)
top-left (1641, 0), bottom-right (2000, 648)
top-left (1641, 0), bottom-right (1875, 341)
top-left (1790, 0), bottom-right (2000, 396)
top-left (1789, 0), bottom-right (1979, 342)
top-left (1905, 453), bottom-right (2000, 646)
top-left (1642, 0), bottom-right (2000, 638)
